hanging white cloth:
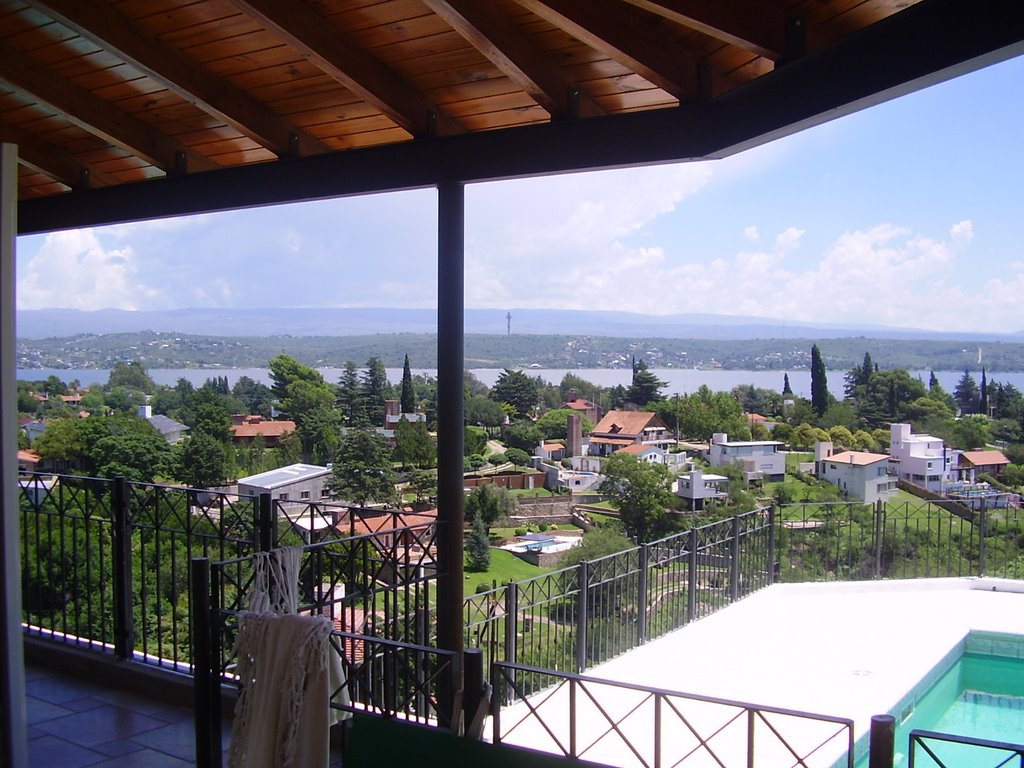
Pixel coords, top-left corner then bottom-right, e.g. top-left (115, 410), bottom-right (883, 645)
top-left (227, 546), bottom-right (349, 768)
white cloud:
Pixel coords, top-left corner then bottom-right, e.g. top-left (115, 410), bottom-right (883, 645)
top-left (744, 225), bottom-right (760, 242)
top-left (18, 230), bottom-right (161, 310)
top-left (950, 220), bottom-right (973, 243)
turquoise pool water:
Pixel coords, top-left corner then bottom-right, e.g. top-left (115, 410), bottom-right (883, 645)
top-left (888, 649), bottom-right (1024, 767)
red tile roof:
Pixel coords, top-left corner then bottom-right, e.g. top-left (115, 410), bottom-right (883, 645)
top-left (619, 444), bottom-right (660, 455)
top-left (959, 450), bottom-right (1010, 467)
top-left (230, 419), bottom-right (296, 439)
top-left (592, 410), bottom-right (665, 438)
top-left (828, 451), bottom-right (891, 466)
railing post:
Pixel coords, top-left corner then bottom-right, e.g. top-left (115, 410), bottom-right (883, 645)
top-left (576, 560), bottom-right (589, 674)
top-left (746, 708), bottom-right (756, 768)
top-left (257, 493), bottom-right (275, 552)
top-left (687, 528), bottom-right (697, 623)
top-left (637, 543), bottom-right (649, 646)
top-left (869, 714), bottom-right (895, 768)
top-left (504, 582), bottom-right (518, 666)
top-left (462, 648), bottom-right (486, 739)
top-left (874, 500), bottom-right (885, 579)
top-left (191, 557), bottom-right (219, 768)
top-left (978, 500), bottom-right (987, 577)
top-left (730, 515), bottom-right (740, 602)
top-left (111, 476), bottom-right (134, 660)
top-left (767, 505), bottom-right (777, 585)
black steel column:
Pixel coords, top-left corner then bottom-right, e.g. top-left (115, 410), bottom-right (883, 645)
top-left (0, 142), bottom-right (28, 768)
top-left (112, 476), bottom-right (135, 659)
top-left (436, 180), bottom-right (465, 662)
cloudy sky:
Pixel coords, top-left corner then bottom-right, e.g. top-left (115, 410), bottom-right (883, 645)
top-left (15, 55), bottom-right (1024, 334)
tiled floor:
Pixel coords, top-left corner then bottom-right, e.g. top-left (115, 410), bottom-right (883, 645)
top-left (25, 661), bottom-right (226, 767)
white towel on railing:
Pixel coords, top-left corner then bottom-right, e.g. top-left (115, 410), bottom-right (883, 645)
top-left (247, 546), bottom-right (302, 615)
top-left (229, 612), bottom-right (343, 768)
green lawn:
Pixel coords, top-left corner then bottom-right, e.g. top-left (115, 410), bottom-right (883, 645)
top-left (509, 488), bottom-right (555, 498)
top-left (464, 548), bottom-right (551, 593)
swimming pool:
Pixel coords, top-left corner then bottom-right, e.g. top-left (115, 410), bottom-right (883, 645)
top-left (871, 633), bottom-right (1024, 767)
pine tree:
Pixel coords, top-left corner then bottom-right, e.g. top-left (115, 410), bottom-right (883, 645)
top-left (465, 515), bottom-right (491, 572)
top-left (626, 358), bottom-right (666, 406)
top-left (782, 373), bottom-right (793, 396)
top-left (400, 354), bottom-right (416, 414)
top-left (810, 344), bottom-right (829, 416)
top-left (980, 367), bottom-right (988, 416)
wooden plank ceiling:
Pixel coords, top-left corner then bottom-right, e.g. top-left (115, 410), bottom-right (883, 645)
top-left (0, 0), bottom-right (920, 204)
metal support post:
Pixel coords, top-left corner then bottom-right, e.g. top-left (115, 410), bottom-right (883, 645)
top-left (257, 493), bottom-right (275, 552)
top-left (504, 582), bottom-right (518, 666)
top-left (978, 500), bottom-right (987, 576)
top-left (868, 714), bottom-right (895, 768)
top-left (687, 528), bottom-right (698, 623)
top-left (874, 500), bottom-right (885, 579)
top-left (767, 505), bottom-right (777, 585)
top-left (112, 476), bottom-right (135, 659)
top-left (463, 648), bottom-right (487, 739)
top-left (436, 180), bottom-right (466, 713)
top-left (191, 558), bottom-right (219, 768)
top-left (0, 141), bottom-right (27, 768)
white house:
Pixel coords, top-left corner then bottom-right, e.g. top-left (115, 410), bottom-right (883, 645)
top-left (889, 423), bottom-right (958, 493)
top-left (674, 469), bottom-right (728, 511)
top-left (708, 433), bottom-right (785, 482)
top-left (819, 451), bottom-right (897, 503)
top-left (237, 463), bottom-right (332, 502)
top-left (617, 444), bottom-right (666, 464)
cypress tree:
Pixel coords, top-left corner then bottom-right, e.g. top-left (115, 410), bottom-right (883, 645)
top-left (400, 353), bottom-right (416, 413)
top-left (782, 373), bottom-right (793, 396)
top-left (810, 344), bottom-right (829, 416)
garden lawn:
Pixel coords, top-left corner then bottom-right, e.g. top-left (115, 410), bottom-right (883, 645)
top-left (464, 547), bottom-right (551, 593)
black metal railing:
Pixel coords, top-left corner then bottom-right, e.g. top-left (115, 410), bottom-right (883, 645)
top-left (465, 508), bottom-right (774, 682)
top-left (492, 661), bottom-right (855, 768)
top-left (18, 471), bottom-right (434, 671)
top-left (909, 729), bottom-right (1024, 768)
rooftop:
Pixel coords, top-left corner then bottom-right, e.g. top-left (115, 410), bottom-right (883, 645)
top-left (236, 462), bottom-right (331, 489)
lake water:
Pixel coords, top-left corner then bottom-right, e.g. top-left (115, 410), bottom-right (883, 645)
top-left (18, 367), bottom-right (1024, 400)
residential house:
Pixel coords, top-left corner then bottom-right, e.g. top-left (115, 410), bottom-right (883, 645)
top-left (819, 450), bottom-right (897, 503)
top-left (588, 410), bottom-right (673, 457)
top-left (17, 450), bottom-right (41, 473)
top-left (22, 420), bottom-right (47, 445)
top-left (889, 423), bottom-right (958, 493)
top-left (230, 414), bottom-right (296, 448)
top-left (377, 399), bottom-right (427, 445)
top-left (138, 405), bottom-right (189, 444)
top-left (535, 442), bottom-right (566, 462)
top-left (237, 463), bottom-right (332, 503)
top-left (563, 390), bottom-right (600, 424)
top-left (708, 433), bottom-right (785, 482)
top-left (617, 444), bottom-right (666, 464)
top-left (956, 450), bottom-right (1010, 482)
top-left (674, 468), bottom-right (728, 511)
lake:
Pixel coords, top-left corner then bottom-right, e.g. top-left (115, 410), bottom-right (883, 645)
top-left (17, 367), bottom-right (1024, 400)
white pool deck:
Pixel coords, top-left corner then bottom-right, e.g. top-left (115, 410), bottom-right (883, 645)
top-left (493, 577), bottom-right (1024, 768)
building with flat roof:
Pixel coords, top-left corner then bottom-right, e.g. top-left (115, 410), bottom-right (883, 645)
top-left (236, 463), bottom-right (332, 502)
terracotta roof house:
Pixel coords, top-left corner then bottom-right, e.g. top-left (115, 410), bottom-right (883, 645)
top-left (589, 410), bottom-right (673, 457)
top-left (564, 396), bottom-right (599, 425)
top-left (819, 451), bottom-right (897, 503)
top-left (17, 450), bottom-right (40, 472)
top-left (230, 414), bottom-right (296, 447)
top-left (957, 450), bottom-right (1011, 480)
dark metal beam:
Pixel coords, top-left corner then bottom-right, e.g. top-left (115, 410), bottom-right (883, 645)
top-left (18, 0), bottom-right (1024, 234)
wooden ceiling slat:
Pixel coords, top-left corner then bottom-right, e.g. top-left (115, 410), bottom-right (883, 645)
top-left (422, 0), bottom-right (604, 119)
top-left (0, 43), bottom-right (218, 173)
top-left (0, 116), bottom-right (120, 187)
top-left (26, 0), bottom-right (331, 157)
top-left (232, 0), bottom-right (464, 137)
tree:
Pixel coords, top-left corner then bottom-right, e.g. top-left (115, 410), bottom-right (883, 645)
top-left (407, 468), bottom-right (437, 508)
top-left (174, 433), bottom-right (229, 488)
top-left (330, 428), bottom-right (396, 506)
top-left (338, 361), bottom-right (364, 425)
top-left (600, 452), bottom-right (673, 541)
top-left (560, 527), bottom-right (633, 568)
top-left (465, 515), bottom-right (491, 572)
top-left (503, 447), bottom-right (531, 468)
top-left (464, 483), bottom-right (514, 529)
top-left (844, 352), bottom-right (874, 398)
top-left (953, 370), bottom-right (980, 415)
top-left (33, 418), bottom-right (87, 473)
top-left (92, 429), bottom-right (172, 483)
top-left (393, 416), bottom-right (435, 469)
top-left (980, 368), bottom-right (989, 416)
top-left (626, 358), bottom-right (666, 406)
top-left (782, 373), bottom-right (794, 397)
top-left (232, 376), bottom-right (274, 416)
top-left (464, 394), bottom-right (506, 428)
top-left (490, 369), bottom-right (539, 419)
top-left (107, 361), bottom-right (155, 393)
top-left (400, 354), bottom-right (416, 414)
top-left (464, 425), bottom-right (489, 456)
top-left (810, 344), bottom-right (830, 417)
top-left (535, 408), bottom-right (593, 440)
top-left (504, 421), bottom-right (542, 452)
top-left (361, 356), bottom-right (391, 427)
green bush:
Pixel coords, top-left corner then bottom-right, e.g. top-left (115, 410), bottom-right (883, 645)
top-left (514, 527), bottom-right (527, 536)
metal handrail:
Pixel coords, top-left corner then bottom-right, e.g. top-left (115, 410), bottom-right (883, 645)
top-left (909, 729), bottom-right (1024, 768)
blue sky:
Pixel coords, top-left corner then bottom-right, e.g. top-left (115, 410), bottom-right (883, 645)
top-left (16, 54), bottom-right (1024, 334)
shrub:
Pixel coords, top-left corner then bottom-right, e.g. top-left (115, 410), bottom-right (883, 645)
top-left (514, 527), bottom-right (528, 536)
top-left (536, 522), bottom-right (548, 532)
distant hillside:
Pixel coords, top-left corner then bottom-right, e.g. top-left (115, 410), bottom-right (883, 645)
top-left (17, 307), bottom-right (1023, 342)
top-left (15, 330), bottom-right (1024, 372)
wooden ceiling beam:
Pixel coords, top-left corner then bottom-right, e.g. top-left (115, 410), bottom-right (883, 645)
top-left (0, 46), bottom-right (218, 175)
top-left (422, 0), bottom-right (605, 119)
top-left (620, 0), bottom-right (792, 61)
top-left (231, 0), bottom-right (465, 137)
top-left (515, 0), bottom-right (702, 100)
top-left (0, 120), bottom-right (120, 189)
top-left (25, 0), bottom-right (330, 157)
